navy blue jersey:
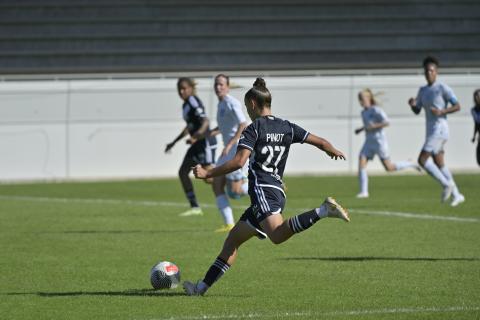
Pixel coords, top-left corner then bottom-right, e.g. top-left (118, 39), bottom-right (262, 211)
top-left (182, 95), bottom-right (216, 146)
top-left (238, 115), bottom-right (309, 189)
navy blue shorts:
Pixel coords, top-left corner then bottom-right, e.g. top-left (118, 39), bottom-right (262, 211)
top-left (185, 137), bottom-right (216, 165)
top-left (240, 186), bottom-right (286, 239)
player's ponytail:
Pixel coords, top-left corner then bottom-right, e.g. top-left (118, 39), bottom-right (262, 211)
top-left (245, 77), bottom-right (272, 109)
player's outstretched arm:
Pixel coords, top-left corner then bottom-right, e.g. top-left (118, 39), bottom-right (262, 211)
top-left (193, 148), bottom-right (251, 179)
top-left (305, 133), bottom-right (346, 160)
top-left (165, 127), bottom-right (188, 153)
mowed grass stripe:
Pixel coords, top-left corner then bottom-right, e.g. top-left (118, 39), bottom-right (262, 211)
top-left (0, 194), bottom-right (478, 223)
top-left (145, 305), bottom-right (480, 320)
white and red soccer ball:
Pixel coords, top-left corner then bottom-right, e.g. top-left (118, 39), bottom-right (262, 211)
top-left (150, 261), bottom-right (180, 289)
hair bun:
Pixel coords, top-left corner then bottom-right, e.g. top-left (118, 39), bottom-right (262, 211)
top-left (253, 78), bottom-right (266, 89)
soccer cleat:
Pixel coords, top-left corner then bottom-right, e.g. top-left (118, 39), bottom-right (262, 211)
top-left (183, 281), bottom-right (205, 296)
top-left (441, 184), bottom-right (453, 203)
top-left (450, 194), bottom-right (465, 207)
top-left (214, 224), bottom-right (234, 233)
top-left (323, 197), bottom-right (350, 222)
top-left (356, 192), bottom-right (369, 199)
top-left (178, 207), bottom-right (203, 217)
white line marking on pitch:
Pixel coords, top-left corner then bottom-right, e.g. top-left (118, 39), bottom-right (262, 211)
top-left (141, 305), bottom-right (480, 320)
top-left (0, 195), bottom-right (478, 223)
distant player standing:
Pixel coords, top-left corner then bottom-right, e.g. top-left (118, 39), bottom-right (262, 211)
top-left (165, 77), bottom-right (217, 216)
top-left (355, 89), bottom-right (418, 198)
top-left (210, 74), bottom-right (248, 232)
top-left (408, 56), bottom-right (465, 206)
top-left (471, 89), bottom-right (480, 166)
top-left (183, 78), bottom-right (349, 296)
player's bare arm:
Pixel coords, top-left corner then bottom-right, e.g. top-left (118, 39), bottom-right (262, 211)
top-left (209, 126), bottom-right (220, 136)
top-left (222, 121), bottom-right (247, 156)
top-left (188, 118), bottom-right (210, 143)
top-left (354, 127), bottom-right (364, 135)
top-left (366, 121), bottom-right (389, 131)
top-left (408, 98), bottom-right (422, 115)
top-left (165, 127), bottom-right (189, 152)
top-left (194, 148), bottom-right (251, 179)
top-left (430, 103), bottom-right (461, 116)
top-left (304, 133), bottom-right (346, 160)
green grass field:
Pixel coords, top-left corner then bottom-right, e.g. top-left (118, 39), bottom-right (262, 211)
top-left (0, 174), bottom-right (479, 320)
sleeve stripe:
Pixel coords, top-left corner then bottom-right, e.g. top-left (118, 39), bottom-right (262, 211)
top-left (238, 143), bottom-right (253, 151)
top-left (301, 132), bottom-right (310, 143)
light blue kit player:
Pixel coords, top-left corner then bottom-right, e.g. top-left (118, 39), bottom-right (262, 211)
top-left (355, 89), bottom-right (418, 198)
top-left (209, 74), bottom-right (249, 232)
top-left (408, 56), bottom-right (465, 206)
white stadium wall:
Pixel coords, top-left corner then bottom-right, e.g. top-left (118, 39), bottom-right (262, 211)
top-left (0, 73), bottom-right (478, 181)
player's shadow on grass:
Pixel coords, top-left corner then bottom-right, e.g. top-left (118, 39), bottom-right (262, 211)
top-left (8, 289), bottom-right (185, 297)
top-left (34, 229), bottom-right (212, 235)
top-left (281, 256), bottom-right (479, 262)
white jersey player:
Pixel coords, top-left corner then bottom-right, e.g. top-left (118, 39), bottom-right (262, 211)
top-left (355, 89), bottom-right (418, 198)
top-left (210, 74), bottom-right (248, 232)
top-left (408, 56), bottom-right (464, 206)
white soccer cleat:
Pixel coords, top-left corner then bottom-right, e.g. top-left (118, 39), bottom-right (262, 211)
top-left (450, 194), bottom-right (465, 207)
top-left (356, 192), bottom-right (369, 199)
top-left (183, 281), bottom-right (205, 296)
top-left (441, 184), bottom-right (453, 203)
top-left (178, 207), bottom-right (203, 217)
top-left (323, 197), bottom-right (350, 222)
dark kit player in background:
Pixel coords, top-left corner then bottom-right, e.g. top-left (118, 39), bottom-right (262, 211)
top-left (165, 77), bottom-right (217, 216)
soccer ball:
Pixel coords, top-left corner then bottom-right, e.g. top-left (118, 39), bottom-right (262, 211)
top-left (150, 261), bottom-right (180, 290)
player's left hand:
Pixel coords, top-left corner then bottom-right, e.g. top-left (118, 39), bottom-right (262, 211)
top-left (186, 137), bottom-right (197, 145)
top-left (326, 149), bottom-right (346, 160)
top-left (192, 164), bottom-right (207, 179)
top-left (430, 107), bottom-right (443, 116)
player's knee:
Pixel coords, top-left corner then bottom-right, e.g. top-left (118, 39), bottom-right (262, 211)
top-left (268, 233), bottom-right (286, 245)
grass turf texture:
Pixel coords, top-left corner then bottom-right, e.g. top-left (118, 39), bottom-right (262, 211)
top-left (0, 174), bottom-right (479, 320)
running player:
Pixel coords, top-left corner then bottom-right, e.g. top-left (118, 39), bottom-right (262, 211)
top-left (165, 77), bottom-right (217, 216)
top-left (408, 56), bottom-right (465, 206)
top-left (210, 74), bottom-right (248, 232)
top-left (471, 89), bottom-right (480, 166)
top-left (183, 78), bottom-right (349, 296)
top-left (355, 89), bottom-right (419, 198)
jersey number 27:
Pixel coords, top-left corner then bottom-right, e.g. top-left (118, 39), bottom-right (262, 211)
top-left (260, 146), bottom-right (285, 173)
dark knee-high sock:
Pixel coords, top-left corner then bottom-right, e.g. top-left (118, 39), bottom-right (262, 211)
top-left (185, 190), bottom-right (199, 208)
top-left (202, 256), bottom-right (230, 288)
top-left (288, 207), bottom-right (325, 234)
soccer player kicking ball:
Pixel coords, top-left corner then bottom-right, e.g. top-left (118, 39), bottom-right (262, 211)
top-left (183, 78), bottom-right (350, 296)
top-left (408, 56), bottom-right (465, 206)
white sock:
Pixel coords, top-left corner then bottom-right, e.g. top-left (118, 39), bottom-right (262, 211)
top-left (359, 168), bottom-right (368, 194)
top-left (439, 166), bottom-right (460, 198)
top-left (394, 161), bottom-right (417, 171)
top-left (241, 180), bottom-right (248, 195)
top-left (216, 194), bottom-right (234, 225)
top-left (423, 158), bottom-right (450, 187)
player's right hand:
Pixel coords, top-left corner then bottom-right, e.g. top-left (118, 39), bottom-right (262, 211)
top-left (408, 97), bottom-right (416, 107)
top-left (165, 142), bottom-right (175, 153)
